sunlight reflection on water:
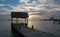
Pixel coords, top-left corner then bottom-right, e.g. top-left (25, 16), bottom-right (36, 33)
top-left (28, 20), bottom-right (60, 37)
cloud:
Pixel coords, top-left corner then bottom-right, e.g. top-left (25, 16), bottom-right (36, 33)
top-left (0, 0), bottom-right (60, 19)
top-left (9, 4), bottom-right (60, 12)
top-left (0, 4), bottom-right (11, 7)
top-left (10, 0), bottom-right (60, 11)
top-left (0, 4), bottom-right (12, 12)
top-left (0, 0), bottom-right (60, 12)
top-left (19, 0), bottom-right (30, 4)
top-left (1, 0), bottom-right (60, 12)
top-left (38, 0), bottom-right (55, 4)
top-left (0, 11), bottom-right (10, 15)
top-left (27, 1), bottom-right (38, 5)
top-left (0, 4), bottom-right (5, 6)
top-left (9, 5), bottom-right (26, 12)
top-left (38, 0), bottom-right (48, 3)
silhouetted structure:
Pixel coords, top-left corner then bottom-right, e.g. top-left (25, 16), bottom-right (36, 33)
top-left (11, 12), bottom-right (28, 18)
top-left (53, 19), bottom-right (60, 24)
top-left (11, 12), bottom-right (29, 37)
top-left (11, 12), bottom-right (57, 37)
top-left (11, 12), bottom-right (29, 27)
top-left (31, 25), bottom-right (33, 29)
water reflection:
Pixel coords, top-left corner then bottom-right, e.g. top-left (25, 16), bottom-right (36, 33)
top-left (0, 15), bottom-right (60, 37)
top-left (0, 21), bottom-right (11, 37)
top-left (28, 20), bottom-right (60, 37)
top-left (28, 15), bottom-right (60, 37)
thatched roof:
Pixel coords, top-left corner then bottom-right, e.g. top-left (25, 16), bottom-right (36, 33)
top-left (11, 12), bottom-right (28, 18)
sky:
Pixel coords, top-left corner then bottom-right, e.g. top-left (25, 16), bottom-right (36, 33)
top-left (0, 0), bottom-right (60, 19)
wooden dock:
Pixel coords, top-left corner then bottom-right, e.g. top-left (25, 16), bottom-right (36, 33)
top-left (11, 12), bottom-right (57, 37)
top-left (11, 23), bottom-right (57, 37)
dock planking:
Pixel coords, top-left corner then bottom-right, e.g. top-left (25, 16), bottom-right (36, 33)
top-left (11, 23), bottom-right (57, 37)
top-left (11, 12), bottom-right (57, 37)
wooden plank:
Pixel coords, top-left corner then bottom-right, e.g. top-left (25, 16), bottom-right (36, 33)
top-left (11, 23), bottom-right (57, 37)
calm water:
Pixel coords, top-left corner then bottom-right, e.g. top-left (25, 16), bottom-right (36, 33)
top-left (28, 21), bottom-right (60, 37)
top-left (0, 21), bottom-right (11, 37)
top-left (0, 20), bottom-right (60, 37)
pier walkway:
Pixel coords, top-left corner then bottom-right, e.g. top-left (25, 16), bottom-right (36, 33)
top-left (11, 23), bottom-right (57, 37)
top-left (11, 12), bottom-right (57, 37)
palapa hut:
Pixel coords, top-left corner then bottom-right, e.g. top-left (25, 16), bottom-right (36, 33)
top-left (11, 12), bottom-right (29, 27)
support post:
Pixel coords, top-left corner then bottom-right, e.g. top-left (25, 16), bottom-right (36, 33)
top-left (24, 18), bottom-right (26, 27)
top-left (16, 18), bottom-right (18, 24)
top-left (53, 20), bottom-right (55, 24)
top-left (11, 18), bottom-right (13, 23)
top-left (31, 25), bottom-right (33, 30)
top-left (27, 18), bottom-right (28, 27)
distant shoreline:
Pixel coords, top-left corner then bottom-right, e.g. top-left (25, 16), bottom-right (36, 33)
top-left (0, 19), bottom-right (53, 21)
top-left (0, 19), bottom-right (60, 21)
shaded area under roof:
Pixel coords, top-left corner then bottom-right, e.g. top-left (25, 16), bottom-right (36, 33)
top-left (11, 12), bottom-right (28, 18)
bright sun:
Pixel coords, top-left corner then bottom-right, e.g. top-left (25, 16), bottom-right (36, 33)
top-left (29, 15), bottom-right (44, 20)
top-left (28, 13), bottom-right (32, 15)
